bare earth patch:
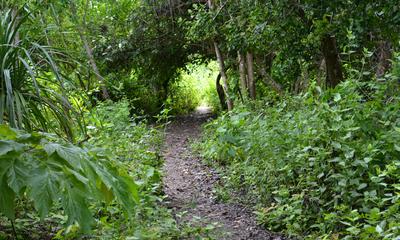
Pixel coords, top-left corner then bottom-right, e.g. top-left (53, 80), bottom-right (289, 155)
top-left (163, 108), bottom-right (284, 239)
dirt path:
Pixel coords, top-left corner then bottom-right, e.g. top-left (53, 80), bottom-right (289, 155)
top-left (163, 108), bottom-right (283, 240)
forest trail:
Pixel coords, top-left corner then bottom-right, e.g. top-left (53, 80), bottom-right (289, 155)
top-left (162, 108), bottom-right (282, 240)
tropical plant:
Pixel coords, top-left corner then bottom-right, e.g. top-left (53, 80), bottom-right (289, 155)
top-left (0, 8), bottom-right (78, 140)
top-left (0, 124), bottom-right (139, 234)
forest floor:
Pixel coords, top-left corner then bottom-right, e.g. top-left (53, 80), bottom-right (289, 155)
top-left (162, 107), bottom-right (284, 240)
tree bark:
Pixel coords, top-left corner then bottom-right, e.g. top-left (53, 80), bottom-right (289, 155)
top-left (216, 74), bottom-right (227, 110)
top-left (316, 58), bottom-right (326, 86)
top-left (376, 40), bottom-right (392, 79)
top-left (70, 2), bottom-right (110, 100)
top-left (246, 52), bottom-right (256, 99)
top-left (207, 0), bottom-right (233, 110)
top-left (213, 42), bottom-right (233, 110)
top-left (238, 51), bottom-right (248, 98)
top-left (259, 67), bottom-right (283, 95)
top-left (321, 35), bottom-right (343, 88)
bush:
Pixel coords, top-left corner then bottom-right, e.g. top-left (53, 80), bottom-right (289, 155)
top-left (200, 80), bottom-right (400, 239)
top-left (0, 100), bottom-right (180, 239)
top-left (0, 124), bottom-right (138, 234)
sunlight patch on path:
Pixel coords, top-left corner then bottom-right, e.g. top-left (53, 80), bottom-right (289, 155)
top-left (195, 106), bottom-right (212, 115)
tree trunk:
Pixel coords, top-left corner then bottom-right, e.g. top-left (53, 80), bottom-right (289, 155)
top-left (376, 40), bottom-right (392, 79)
top-left (70, 2), bottom-right (110, 100)
top-left (316, 58), bottom-right (326, 86)
top-left (321, 35), bottom-right (343, 88)
top-left (216, 74), bottom-right (227, 110)
top-left (213, 42), bottom-right (233, 110)
top-left (238, 51), bottom-right (248, 98)
top-left (207, 0), bottom-right (233, 111)
top-left (246, 52), bottom-right (256, 99)
top-left (259, 67), bottom-right (283, 95)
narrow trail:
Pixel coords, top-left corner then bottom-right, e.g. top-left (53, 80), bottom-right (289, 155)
top-left (162, 108), bottom-right (283, 240)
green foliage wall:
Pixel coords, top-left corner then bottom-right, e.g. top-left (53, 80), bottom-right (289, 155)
top-left (200, 79), bottom-right (400, 239)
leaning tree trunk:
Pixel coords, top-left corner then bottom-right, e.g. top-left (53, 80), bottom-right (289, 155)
top-left (213, 42), bottom-right (233, 110)
top-left (207, 0), bottom-right (233, 111)
top-left (246, 52), bottom-right (256, 99)
top-left (216, 74), bottom-right (227, 110)
top-left (70, 1), bottom-right (110, 100)
top-left (238, 51), bottom-right (248, 98)
top-left (376, 40), bottom-right (392, 79)
top-left (321, 35), bottom-right (343, 88)
top-left (259, 67), bottom-right (283, 95)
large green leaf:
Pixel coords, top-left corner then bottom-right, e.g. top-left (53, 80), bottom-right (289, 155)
top-left (0, 124), bottom-right (17, 139)
top-left (62, 185), bottom-right (93, 233)
top-left (28, 166), bottom-right (57, 219)
top-left (44, 143), bottom-right (85, 170)
top-left (0, 175), bottom-right (15, 220)
top-left (0, 140), bottom-right (15, 156)
top-left (0, 124), bottom-right (140, 232)
top-left (6, 158), bottom-right (28, 193)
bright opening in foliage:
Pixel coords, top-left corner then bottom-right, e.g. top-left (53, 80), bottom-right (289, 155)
top-left (165, 61), bottom-right (219, 115)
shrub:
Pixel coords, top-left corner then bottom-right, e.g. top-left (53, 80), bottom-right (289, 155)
top-left (0, 124), bottom-right (138, 233)
top-left (200, 80), bottom-right (400, 239)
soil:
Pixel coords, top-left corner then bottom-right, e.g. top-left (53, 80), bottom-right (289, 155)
top-left (162, 107), bottom-right (284, 240)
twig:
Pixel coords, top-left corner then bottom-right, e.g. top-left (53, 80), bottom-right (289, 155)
top-left (11, 220), bottom-right (18, 240)
top-left (212, 2), bottom-right (227, 21)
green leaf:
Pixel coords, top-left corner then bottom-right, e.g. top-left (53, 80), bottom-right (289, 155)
top-left (394, 144), bottom-right (400, 152)
top-left (375, 224), bottom-right (383, 234)
top-left (44, 143), bottom-right (85, 170)
top-left (0, 175), bottom-right (15, 220)
top-left (0, 124), bottom-right (17, 139)
top-left (357, 183), bottom-right (367, 190)
top-left (7, 158), bottom-right (28, 193)
top-left (0, 140), bottom-right (23, 156)
top-left (334, 93), bottom-right (341, 102)
top-left (28, 167), bottom-right (57, 219)
top-left (99, 182), bottom-right (114, 203)
top-left (332, 141), bottom-right (341, 149)
top-left (62, 186), bottom-right (93, 233)
top-left (345, 150), bottom-right (355, 159)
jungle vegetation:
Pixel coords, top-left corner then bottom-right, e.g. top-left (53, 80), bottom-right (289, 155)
top-left (0, 0), bottom-right (399, 239)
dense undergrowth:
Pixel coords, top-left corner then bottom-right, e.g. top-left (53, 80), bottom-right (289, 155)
top-left (200, 80), bottom-right (400, 239)
top-left (0, 100), bottom-right (187, 239)
top-left (2, 1), bottom-right (400, 239)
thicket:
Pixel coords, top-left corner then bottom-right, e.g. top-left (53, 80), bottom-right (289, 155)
top-left (200, 78), bottom-right (400, 239)
top-left (1, 98), bottom-right (220, 239)
top-left (0, 3), bottom-right (189, 239)
top-left (1, 0), bottom-right (400, 239)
